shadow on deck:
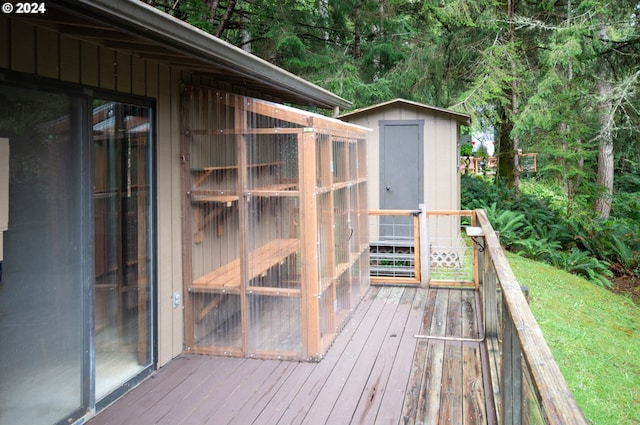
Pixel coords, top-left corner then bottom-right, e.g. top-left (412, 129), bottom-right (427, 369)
top-left (89, 286), bottom-right (496, 425)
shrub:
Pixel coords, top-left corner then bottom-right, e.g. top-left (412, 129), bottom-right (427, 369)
top-left (549, 248), bottom-right (614, 288)
top-left (461, 175), bottom-right (638, 289)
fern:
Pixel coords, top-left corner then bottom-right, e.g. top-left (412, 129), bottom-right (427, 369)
top-left (551, 248), bottom-right (614, 288)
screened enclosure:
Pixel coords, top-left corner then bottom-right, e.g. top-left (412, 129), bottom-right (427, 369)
top-left (182, 88), bottom-right (369, 360)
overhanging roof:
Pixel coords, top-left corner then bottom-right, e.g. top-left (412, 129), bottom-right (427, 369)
top-left (339, 98), bottom-right (470, 125)
top-left (13, 0), bottom-right (351, 109)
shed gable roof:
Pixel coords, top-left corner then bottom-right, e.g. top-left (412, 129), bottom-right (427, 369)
top-left (14, 0), bottom-right (350, 109)
top-left (339, 98), bottom-right (470, 125)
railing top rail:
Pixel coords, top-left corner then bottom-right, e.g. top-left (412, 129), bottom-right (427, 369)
top-left (368, 209), bottom-right (421, 216)
top-left (424, 209), bottom-right (475, 217)
top-left (476, 209), bottom-right (588, 425)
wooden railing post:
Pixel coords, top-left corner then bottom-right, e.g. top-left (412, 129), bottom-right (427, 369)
top-left (484, 253), bottom-right (498, 337)
top-left (419, 204), bottom-right (429, 287)
top-left (502, 308), bottom-right (523, 425)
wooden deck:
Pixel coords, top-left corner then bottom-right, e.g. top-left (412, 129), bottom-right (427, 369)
top-left (88, 286), bottom-right (497, 425)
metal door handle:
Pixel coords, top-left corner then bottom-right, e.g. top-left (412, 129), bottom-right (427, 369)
top-left (385, 185), bottom-right (391, 191)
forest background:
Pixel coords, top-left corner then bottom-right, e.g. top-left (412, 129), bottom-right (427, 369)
top-left (143, 0), bottom-right (639, 300)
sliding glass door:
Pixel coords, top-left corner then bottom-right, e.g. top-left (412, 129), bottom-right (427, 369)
top-left (0, 85), bottom-right (88, 425)
top-left (0, 83), bottom-right (154, 424)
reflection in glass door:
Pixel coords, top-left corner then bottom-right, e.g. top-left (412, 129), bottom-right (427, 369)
top-left (93, 101), bottom-right (152, 401)
top-left (0, 85), bottom-right (86, 425)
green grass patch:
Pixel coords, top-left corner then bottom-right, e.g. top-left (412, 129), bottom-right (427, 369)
top-left (508, 253), bottom-right (640, 425)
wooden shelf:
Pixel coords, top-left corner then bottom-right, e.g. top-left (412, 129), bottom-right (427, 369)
top-left (191, 161), bottom-right (284, 173)
top-left (189, 238), bottom-right (300, 294)
top-left (191, 193), bottom-right (239, 203)
top-left (247, 183), bottom-right (298, 196)
top-left (191, 183), bottom-right (299, 203)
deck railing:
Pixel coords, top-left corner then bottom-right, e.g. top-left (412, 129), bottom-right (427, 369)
top-left (460, 153), bottom-right (538, 175)
top-left (476, 209), bottom-right (588, 425)
top-left (368, 208), bottom-right (587, 424)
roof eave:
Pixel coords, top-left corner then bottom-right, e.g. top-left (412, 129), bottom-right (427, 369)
top-left (58, 0), bottom-right (351, 110)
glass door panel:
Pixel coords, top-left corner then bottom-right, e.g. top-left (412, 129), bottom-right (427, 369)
top-left (93, 101), bottom-right (152, 400)
top-left (0, 86), bottom-right (86, 425)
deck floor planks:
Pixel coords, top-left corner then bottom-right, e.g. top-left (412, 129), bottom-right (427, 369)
top-left (88, 287), bottom-right (496, 425)
top-left (375, 288), bottom-right (430, 424)
top-left (399, 288), bottom-right (439, 425)
top-left (416, 288), bottom-right (450, 425)
top-left (248, 361), bottom-right (315, 425)
top-left (350, 288), bottom-right (418, 425)
top-left (154, 356), bottom-right (252, 425)
top-left (201, 359), bottom-right (285, 425)
top-left (91, 355), bottom-right (221, 425)
top-left (463, 290), bottom-right (487, 425)
top-left (276, 286), bottom-right (388, 424)
top-left (305, 286), bottom-right (403, 425)
top-left (253, 289), bottom-right (376, 425)
top-left (439, 289), bottom-right (464, 424)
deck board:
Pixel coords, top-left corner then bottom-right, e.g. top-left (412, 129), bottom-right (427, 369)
top-left (88, 286), bottom-right (496, 425)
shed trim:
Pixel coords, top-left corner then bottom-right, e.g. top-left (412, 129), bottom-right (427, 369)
top-left (339, 98), bottom-right (471, 125)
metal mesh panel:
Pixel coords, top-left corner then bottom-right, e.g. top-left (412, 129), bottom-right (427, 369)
top-left (369, 214), bottom-right (417, 279)
top-left (427, 213), bottom-right (474, 284)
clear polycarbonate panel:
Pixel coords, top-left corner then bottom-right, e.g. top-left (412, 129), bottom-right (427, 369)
top-left (244, 106), bottom-right (302, 357)
top-left (317, 191), bottom-right (334, 287)
top-left (357, 138), bottom-right (367, 180)
top-left (316, 134), bottom-right (332, 188)
top-left (335, 271), bottom-right (351, 323)
top-left (318, 287), bottom-right (335, 345)
top-left (348, 184), bottom-right (360, 257)
top-left (357, 181), bottom-right (370, 257)
top-left (247, 293), bottom-right (302, 356)
top-left (333, 188), bottom-right (350, 268)
top-left (0, 86), bottom-right (85, 425)
top-left (93, 100), bottom-right (153, 400)
top-left (185, 89), bottom-right (242, 354)
top-left (332, 137), bottom-right (349, 184)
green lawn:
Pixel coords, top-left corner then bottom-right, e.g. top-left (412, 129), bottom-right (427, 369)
top-left (507, 253), bottom-right (640, 425)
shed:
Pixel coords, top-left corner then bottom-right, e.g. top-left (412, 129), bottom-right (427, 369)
top-left (340, 99), bottom-right (471, 280)
top-left (339, 99), bottom-right (470, 214)
top-left (0, 2), bottom-right (368, 424)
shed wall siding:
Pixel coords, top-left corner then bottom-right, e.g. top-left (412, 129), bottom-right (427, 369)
top-left (343, 106), bottom-right (461, 212)
top-left (1, 16), bottom-right (184, 367)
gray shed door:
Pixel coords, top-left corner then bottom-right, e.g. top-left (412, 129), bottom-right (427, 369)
top-left (380, 120), bottom-right (424, 210)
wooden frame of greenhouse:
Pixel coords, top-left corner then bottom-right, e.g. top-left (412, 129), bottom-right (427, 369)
top-left (181, 88), bottom-right (370, 360)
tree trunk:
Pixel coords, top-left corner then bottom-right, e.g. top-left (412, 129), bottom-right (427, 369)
top-left (594, 15), bottom-right (614, 219)
top-left (353, 1), bottom-right (362, 60)
top-left (215, 0), bottom-right (237, 38)
top-left (496, 0), bottom-right (519, 195)
top-left (595, 79), bottom-right (614, 218)
top-left (496, 107), bottom-right (515, 186)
